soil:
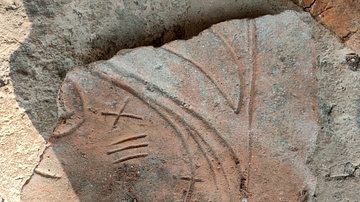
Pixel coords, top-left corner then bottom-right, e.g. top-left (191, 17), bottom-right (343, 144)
top-left (0, 0), bottom-right (359, 201)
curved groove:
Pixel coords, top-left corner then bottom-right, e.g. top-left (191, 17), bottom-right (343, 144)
top-left (108, 55), bottom-right (242, 175)
top-left (95, 63), bottom-right (242, 174)
top-left (116, 66), bottom-right (242, 168)
top-left (142, 96), bottom-right (224, 200)
top-left (113, 153), bottom-right (148, 164)
top-left (246, 19), bottom-right (258, 190)
top-left (209, 27), bottom-right (244, 114)
top-left (161, 46), bottom-right (237, 111)
top-left (100, 64), bottom-right (240, 172)
top-left (107, 143), bottom-right (148, 155)
top-left (141, 89), bottom-right (227, 199)
top-left (34, 168), bottom-right (61, 179)
top-left (72, 81), bottom-right (86, 113)
top-left (164, 103), bottom-right (229, 194)
top-left (96, 68), bottom-right (234, 176)
top-left (248, 19), bottom-right (257, 130)
top-left (109, 133), bottom-right (147, 146)
top-left (92, 70), bottom-right (197, 200)
top-left (180, 120), bottom-right (221, 194)
top-left (137, 102), bottom-right (225, 201)
top-left (53, 117), bottom-right (85, 139)
top-left (150, 106), bottom-right (196, 202)
top-left (52, 81), bottom-right (85, 139)
top-left (93, 70), bottom-right (240, 200)
top-left (178, 96), bottom-right (243, 193)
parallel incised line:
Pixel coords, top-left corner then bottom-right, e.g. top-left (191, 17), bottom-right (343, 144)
top-left (107, 133), bottom-right (149, 163)
top-left (209, 27), bottom-right (244, 114)
top-left (93, 64), bottom-right (243, 201)
top-left (113, 153), bottom-right (149, 164)
top-left (246, 19), bottom-right (258, 190)
top-left (107, 143), bottom-right (148, 155)
top-left (161, 46), bottom-right (238, 112)
top-left (108, 133), bottom-right (147, 146)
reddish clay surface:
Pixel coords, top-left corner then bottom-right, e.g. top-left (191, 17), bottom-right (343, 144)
top-left (22, 12), bottom-right (318, 202)
top-left (297, 0), bottom-right (360, 52)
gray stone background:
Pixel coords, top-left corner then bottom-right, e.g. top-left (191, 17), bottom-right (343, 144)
top-left (1, 0), bottom-right (359, 201)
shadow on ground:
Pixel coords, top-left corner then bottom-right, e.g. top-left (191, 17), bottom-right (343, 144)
top-left (8, 0), bottom-right (315, 201)
top-left (9, 0), bottom-right (299, 140)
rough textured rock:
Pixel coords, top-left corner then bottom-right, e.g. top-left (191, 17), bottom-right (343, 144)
top-left (22, 11), bottom-right (318, 202)
top-left (308, 22), bottom-right (360, 202)
top-left (294, 0), bottom-right (360, 53)
top-left (0, 1), bottom-right (46, 201)
top-left (1, 1), bottom-right (300, 201)
top-left (9, 0), bottom-right (297, 141)
top-left (1, 0), bottom-right (359, 201)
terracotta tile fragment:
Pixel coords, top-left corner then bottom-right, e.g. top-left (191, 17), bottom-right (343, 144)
top-left (22, 11), bottom-right (318, 202)
top-left (296, 0), bottom-right (315, 7)
top-left (297, 0), bottom-right (360, 52)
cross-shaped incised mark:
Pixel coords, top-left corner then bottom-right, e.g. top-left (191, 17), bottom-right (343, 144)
top-left (101, 97), bottom-right (143, 127)
top-left (176, 174), bottom-right (203, 202)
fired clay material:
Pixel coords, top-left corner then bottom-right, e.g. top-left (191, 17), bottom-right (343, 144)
top-left (22, 11), bottom-right (318, 201)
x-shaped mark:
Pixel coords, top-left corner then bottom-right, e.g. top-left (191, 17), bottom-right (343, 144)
top-left (101, 97), bottom-right (143, 127)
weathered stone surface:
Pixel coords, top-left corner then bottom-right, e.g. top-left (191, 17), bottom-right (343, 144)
top-left (310, 0), bottom-right (359, 39)
top-left (9, 0), bottom-right (297, 141)
top-left (2, 1), bottom-right (299, 201)
top-left (309, 29), bottom-right (360, 202)
top-left (0, 1), bottom-right (46, 202)
top-left (22, 11), bottom-right (318, 201)
top-left (295, 0), bottom-right (360, 53)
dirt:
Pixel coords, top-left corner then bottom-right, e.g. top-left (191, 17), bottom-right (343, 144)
top-left (0, 0), bottom-right (359, 201)
top-left (0, 0), bottom-right (45, 201)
